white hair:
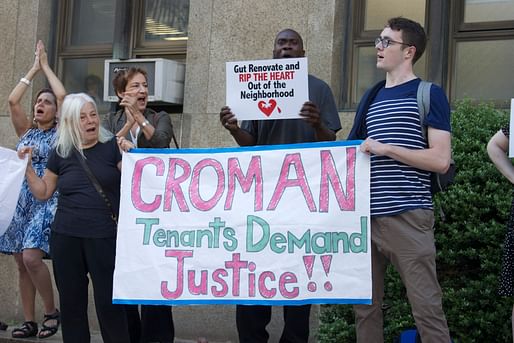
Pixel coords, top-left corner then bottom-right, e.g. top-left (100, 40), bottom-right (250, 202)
top-left (55, 93), bottom-right (113, 158)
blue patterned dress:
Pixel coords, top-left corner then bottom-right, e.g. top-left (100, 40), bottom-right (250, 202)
top-left (0, 127), bottom-right (58, 254)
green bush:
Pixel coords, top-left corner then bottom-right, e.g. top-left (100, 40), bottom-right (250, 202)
top-left (318, 100), bottom-right (511, 342)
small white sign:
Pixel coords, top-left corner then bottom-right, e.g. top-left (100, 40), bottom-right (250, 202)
top-left (226, 57), bottom-right (309, 120)
top-left (509, 99), bottom-right (514, 158)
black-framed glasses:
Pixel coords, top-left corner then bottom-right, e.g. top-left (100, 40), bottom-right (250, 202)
top-left (374, 37), bottom-right (411, 48)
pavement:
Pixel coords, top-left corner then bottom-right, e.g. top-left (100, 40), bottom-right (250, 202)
top-left (0, 328), bottom-right (202, 343)
top-left (0, 328), bottom-right (101, 343)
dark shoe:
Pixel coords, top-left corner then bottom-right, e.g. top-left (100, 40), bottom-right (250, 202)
top-left (12, 321), bottom-right (37, 338)
top-left (0, 321), bottom-right (7, 330)
top-left (38, 309), bottom-right (60, 339)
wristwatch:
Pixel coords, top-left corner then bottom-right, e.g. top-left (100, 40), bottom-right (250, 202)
top-left (141, 120), bottom-right (150, 128)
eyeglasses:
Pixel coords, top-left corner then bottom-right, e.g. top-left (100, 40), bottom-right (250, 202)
top-left (374, 37), bottom-right (411, 49)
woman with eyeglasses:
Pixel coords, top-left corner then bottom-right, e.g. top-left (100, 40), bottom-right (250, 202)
top-left (103, 67), bottom-right (175, 343)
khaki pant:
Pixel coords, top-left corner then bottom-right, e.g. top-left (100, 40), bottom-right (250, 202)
top-left (353, 209), bottom-right (451, 343)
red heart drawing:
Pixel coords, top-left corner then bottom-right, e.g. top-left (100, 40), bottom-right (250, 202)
top-left (258, 99), bottom-right (277, 117)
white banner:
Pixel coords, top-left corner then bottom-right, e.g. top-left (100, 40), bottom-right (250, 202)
top-left (113, 141), bottom-right (371, 306)
top-left (0, 147), bottom-right (27, 236)
top-left (226, 57), bottom-right (309, 120)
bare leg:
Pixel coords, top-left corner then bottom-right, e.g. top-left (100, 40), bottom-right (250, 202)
top-left (22, 248), bottom-right (57, 325)
top-left (14, 253), bottom-right (36, 322)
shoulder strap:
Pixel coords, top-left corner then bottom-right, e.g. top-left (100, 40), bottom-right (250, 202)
top-left (417, 80), bottom-right (432, 141)
top-left (155, 110), bottom-right (179, 149)
top-left (171, 132), bottom-right (179, 149)
top-left (74, 150), bottom-right (118, 223)
top-left (348, 80), bottom-right (386, 140)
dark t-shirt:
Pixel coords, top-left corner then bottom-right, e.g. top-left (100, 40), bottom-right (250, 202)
top-left (240, 74), bottom-right (341, 145)
top-left (47, 138), bottom-right (122, 238)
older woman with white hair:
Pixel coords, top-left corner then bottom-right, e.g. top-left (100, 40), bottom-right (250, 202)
top-left (19, 93), bottom-right (134, 343)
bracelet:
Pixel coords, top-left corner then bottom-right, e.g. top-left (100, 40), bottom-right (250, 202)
top-left (19, 77), bottom-right (31, 86)
top-left (141, 120), bottom-right (150, 128)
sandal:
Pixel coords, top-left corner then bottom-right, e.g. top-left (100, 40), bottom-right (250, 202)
top-left (38, 309), bottom-right (60, 339)
top-left (11, 321), bottom-right (37, 338)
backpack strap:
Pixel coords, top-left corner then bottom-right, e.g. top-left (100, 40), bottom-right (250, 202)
top-left (416, 80), bottom-right (432, 142)
top-left (347, 80), bottom-right (386, 140)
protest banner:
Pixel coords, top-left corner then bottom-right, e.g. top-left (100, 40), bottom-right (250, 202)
top-left (113, 140), bottom-right (371, 306)
top-left (225, 57), bottom-right (309, 120)
top-left (0, 147), bottom-right (27, 236)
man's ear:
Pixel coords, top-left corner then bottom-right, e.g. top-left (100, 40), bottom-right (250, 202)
top-left (405, 46), bottom-right (416, 60)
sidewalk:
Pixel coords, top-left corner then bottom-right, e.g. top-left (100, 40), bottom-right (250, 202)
top-left (0, 329), bottom-right (102, 343)
top-left (0, 329), bottom-right (202, 343)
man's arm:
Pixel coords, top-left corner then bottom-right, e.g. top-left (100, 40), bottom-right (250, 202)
top-left (360, 127), bottom-right (451, 173)
top-left (219, 106), bottom-right (256, 146)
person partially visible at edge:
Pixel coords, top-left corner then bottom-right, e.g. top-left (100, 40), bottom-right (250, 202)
top-left (347, 17), bottom-right (452, 342)
top-left (18, 93), bottom-right (135, 343)
top-left (102, 67), bottom-right (173, 149)
top-left (0, 40), bottom-right (64, 339)
top-left (219, 28), bottom-right (341, 343)
top-left (102, 67), bottom-right (175, 343)
top-left (487, 126), bottom-right (514, 343)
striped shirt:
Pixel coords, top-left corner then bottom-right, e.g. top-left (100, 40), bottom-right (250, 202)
top-left (367, 79), bottom-right (433, 216)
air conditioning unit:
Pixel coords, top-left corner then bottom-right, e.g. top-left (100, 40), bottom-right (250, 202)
top-left (103, 58), bottom-right (185, 104)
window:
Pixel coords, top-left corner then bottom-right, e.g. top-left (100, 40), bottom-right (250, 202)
top-left (59, 0), bottom-right (116, 52)
top-left (141, 0), bottom-right (189, 43)
top-left (344, 0), bottom-right (514, 109)
top-left (450, 0), bottom-right (514, 105)
top-left (61, 58), bottom-right (112, 114)
top-left (57, 0), bottom-right (116, 112)
top-left (463, 0), bottom-right (514, 26)
top-left (346, 0), bottom-right (427, 107)
top-left (69, 0), bottom-right (115, 46)
top-left (56, 0), bottom-right (189, 113)
top-left (133, 0), bottom-right (189, 56)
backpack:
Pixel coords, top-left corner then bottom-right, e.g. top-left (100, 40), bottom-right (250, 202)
top-left (416, 81), bottom-right (456, 194)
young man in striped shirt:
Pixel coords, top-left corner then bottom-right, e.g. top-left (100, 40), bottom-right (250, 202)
top-left (348, 17), bottom-right (452, 343)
